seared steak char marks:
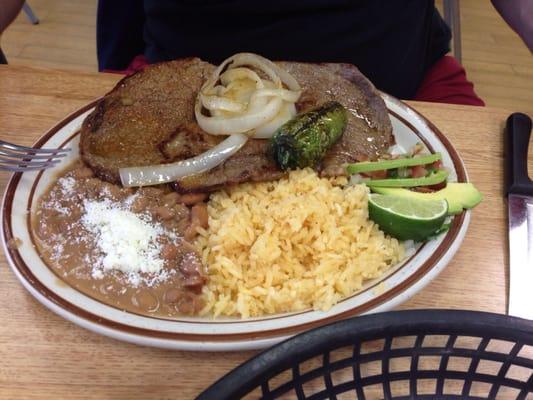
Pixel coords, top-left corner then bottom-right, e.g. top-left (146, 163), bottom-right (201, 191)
top-left (160, 122), bottom-right (222, 160)
top-left (160, 123), bottom-right (284, 193)
top-left (80, 58), bottom-right (393, 192)
top-left (173, 138), bottom-right (285, 193)
top-left (279, 62), bottom-right (393, 177)
top-left (80, 58), bottom-right (214, 184)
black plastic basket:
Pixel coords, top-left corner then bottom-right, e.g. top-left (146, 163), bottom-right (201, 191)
top-left (197, 310), bottom-right (533, 400)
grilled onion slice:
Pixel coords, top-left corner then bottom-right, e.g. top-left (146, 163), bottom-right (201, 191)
top-left (119, 134), bottom-right (248, 187)
top-left (195, 52), bottom-right (301, 137)
top-left (119, 53), bottom-right (301, 187)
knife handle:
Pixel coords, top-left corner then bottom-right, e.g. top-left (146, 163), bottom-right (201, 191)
top-left (505, 113), bottom-right (533, 196)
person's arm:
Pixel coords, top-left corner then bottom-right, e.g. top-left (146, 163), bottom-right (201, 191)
top-left (491, 0), bottom-right (533, 51)
top-left (0, 0), bottom-right (24, 34)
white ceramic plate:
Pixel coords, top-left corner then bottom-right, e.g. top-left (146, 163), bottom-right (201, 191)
top-left (1, 93), bottom-right (470, 351)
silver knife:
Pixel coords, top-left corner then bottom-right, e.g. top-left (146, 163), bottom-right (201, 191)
top-left (505, 113), bottom-right (533, 319)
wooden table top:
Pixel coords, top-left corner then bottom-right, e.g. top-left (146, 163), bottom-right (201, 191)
top-left (0, 65), bottom-right (530, 400)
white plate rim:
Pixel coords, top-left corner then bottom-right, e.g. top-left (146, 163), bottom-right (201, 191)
top-left (1, 94), bottom-right (471, 351)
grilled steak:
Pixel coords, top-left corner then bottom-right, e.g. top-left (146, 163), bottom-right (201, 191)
top-left (80, 58), bottom-right (393, 192)
top-left (80, 58), bottom-right (214, 184)
top-left (283, 62), bottom-right (393, 176)
top-left (165, 124), bottom-right (284, 193)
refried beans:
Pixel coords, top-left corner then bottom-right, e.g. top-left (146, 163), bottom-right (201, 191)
top-left (33, 162), bottom-right (207, 317)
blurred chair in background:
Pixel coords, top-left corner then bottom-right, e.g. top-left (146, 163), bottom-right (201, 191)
top-left (22, 2), bottom-right (39, 25)
top-left (443, 0), bottom-right (462, 62)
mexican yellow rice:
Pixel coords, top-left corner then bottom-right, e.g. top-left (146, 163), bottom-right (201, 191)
top-left (196, 168), bottom-right (404, 318)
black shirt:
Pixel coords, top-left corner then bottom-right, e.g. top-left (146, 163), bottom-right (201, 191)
top-left (97, 0), bottom-right (451, 99)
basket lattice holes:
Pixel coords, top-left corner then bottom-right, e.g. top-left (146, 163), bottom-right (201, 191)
top-left (242, 335), bottom-right (533, 399)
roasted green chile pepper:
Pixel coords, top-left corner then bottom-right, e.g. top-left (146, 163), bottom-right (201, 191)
top-left (270, 101), bottom-right (347, 170)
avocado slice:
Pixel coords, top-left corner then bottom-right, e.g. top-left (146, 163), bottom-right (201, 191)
top-left (370, 183), bottom-right (482, 215)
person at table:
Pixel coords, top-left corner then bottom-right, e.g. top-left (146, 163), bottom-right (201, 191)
top-left (95, 0), bottom-right (531, 107)
top-left (2, 1), bottom-right (531, 105)
top-left (96, 0), bottom-right (482, 105)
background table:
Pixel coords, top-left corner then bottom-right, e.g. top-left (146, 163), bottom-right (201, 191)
top-left (0, 65), bottom-right (530, 399)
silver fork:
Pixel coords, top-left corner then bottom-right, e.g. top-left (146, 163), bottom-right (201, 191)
top-left (0, 140), bottom-right (71, 172)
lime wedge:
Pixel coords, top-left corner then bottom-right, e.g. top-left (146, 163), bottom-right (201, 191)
top-left (368, 194), bottom-right (448, 241)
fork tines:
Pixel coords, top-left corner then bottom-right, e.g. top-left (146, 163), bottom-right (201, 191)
top-left (0, 140), bottom-right (71, 172)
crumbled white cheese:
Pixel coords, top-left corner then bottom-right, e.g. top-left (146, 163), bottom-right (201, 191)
top-left (91, 269), bottom-right (104, 280)
top-left (58, 176), bottom-right (76, 195)
top-left (123, 192), bottom-right (139, 208)
top-left (81, 199), bottom-right (165, 278)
